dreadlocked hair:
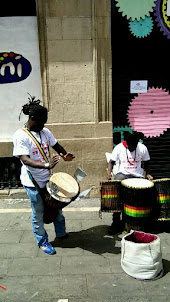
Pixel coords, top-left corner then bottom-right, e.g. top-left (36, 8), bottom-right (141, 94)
top-left (19, 93), bottom-right (47, 120)
top-left (126, 132), bottom-right (144, 145)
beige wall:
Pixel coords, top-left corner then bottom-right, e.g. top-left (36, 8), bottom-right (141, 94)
top-left (0, 0), bottom-right (113, 197)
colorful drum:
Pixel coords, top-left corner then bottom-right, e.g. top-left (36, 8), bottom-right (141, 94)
top-left (121, 178), bottom-right (155, 232)
top-left (153, 178), bottom-right (170, 221)
top-left (100, 180), bottom-right (123, 212)
top-left (43, 172), bottom-right (80, 224)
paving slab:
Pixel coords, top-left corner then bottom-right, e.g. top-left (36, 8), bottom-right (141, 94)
top-left (0, 230), bottom-right (24, 244)
top-left (63, 220), bottom-right (82, 232)
top-left (0, 214), bottom-right (14, 227)
top-left (81, 218), bottom-right (112, 229)
top-left (0, 197), bottom-right (170, 302)
top-left (106, 254), bottom-right (124, 273)
top-left (63, 211), bottom-right (103, 220)
top-left (66, 197), bottom-right (100, 208)
top-left (0, 275), bottom-right (87, 302)
top-left (68, 298), bottom-right (148, 302)
top-left (7, 257), bottom-right (62, 277)
top-left (82, 238), bottom-right (120, 256)
top-left (20, 229), bottom-right (58, 244)
top-left (1, 297), bottom-right (169, 302)
top-left (143, 271), bottom-right (170, 295)
top-left (60, 255), bottom-right (111, 274)
top-left (0, 259), bottom-right (13, 277)
top-left (8, 188), bottom-right (28, 199)
top-left (6, 217), bottom-right (32, 231)
top-left (0, 243), bottom-right (38, 258)
top-left (0, 198), bottom-right (30, 208)
top-left (158, 231), bottom-right (170, 240)
top-left (50, 234), bottom-right (85, 254)
top-left (86, 273), bottom-right (145, 298)
top-left (146, 296), bottom-right (169, 302)
top-left (38, 246), bottom-right (84, 257)
top-left (19, 230), bottom-right (36, 244)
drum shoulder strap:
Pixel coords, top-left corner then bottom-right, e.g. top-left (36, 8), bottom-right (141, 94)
top-left (22, 127), bottom-right (49, 163)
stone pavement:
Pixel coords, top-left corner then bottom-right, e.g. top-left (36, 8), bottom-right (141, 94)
top-left (0, 197), bottom-right (170, 302)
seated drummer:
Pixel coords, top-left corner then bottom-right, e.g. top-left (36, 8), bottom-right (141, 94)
top-left (107, 132), bottom-right (153, 234)
top-left (12, 95), bottom-right (75, 255)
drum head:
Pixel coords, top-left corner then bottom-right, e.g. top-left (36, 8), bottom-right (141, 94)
top-left (121, 178), bottom-right (154, 189)
top-left (47, 172), bottom-right (79, 202)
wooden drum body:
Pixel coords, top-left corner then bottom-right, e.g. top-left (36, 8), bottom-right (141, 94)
top-left (100, 180), bottom-right (123, 213)
top-left (43, 172), bottom-right (79, 224)
top-left (121, 178), bottom-right (155, 232)
top-left (153, 178), bottom-right (170, 222)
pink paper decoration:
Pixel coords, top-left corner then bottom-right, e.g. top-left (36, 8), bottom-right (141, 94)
top-left (127, 87), bottom-right (170, 137)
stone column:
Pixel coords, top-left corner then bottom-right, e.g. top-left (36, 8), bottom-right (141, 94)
top-left (36, 0), bottom-right (113, 196)
top-left (92, 0), bottom-right (112, 122)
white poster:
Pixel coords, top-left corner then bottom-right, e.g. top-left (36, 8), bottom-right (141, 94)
top-left (130, 80), bottom-right (148, 94)
top-left (0, 17), bottom-right (42, 141)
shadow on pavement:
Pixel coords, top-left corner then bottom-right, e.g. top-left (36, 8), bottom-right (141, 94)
top-left (162, 259), bottom-right (170, 276)
top-left (51, 225), bottom-right (121, 255)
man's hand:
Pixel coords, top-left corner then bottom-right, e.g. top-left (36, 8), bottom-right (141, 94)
top-left (146, 174), bottom-right (153, 181)
top-left (49, 154), bottom-right (60, 169)
top-left (106, 167), bottom-right (112, 180)
top-left (60, 152), bottom-right (75, 161)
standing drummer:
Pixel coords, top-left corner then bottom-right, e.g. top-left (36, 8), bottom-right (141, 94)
top-left (12, 95), bottom-right (75, 255)
top-left (107, 132), bottom-right (153, 234)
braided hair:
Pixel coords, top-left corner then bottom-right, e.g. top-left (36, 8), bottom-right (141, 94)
top-left (19, 93), bottom-right (47, 121)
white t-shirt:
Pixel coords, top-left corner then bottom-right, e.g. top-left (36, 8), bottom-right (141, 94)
top-left (12, 127), bottom-right (57, 188)
top-left (110, 142), bottom-right (150, 177)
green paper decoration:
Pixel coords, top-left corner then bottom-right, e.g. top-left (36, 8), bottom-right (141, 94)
top-left (115, 0), bottom-right (156, 21)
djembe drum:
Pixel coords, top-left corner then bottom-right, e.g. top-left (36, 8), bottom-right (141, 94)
top-left (43, 172), bottom-right (80, 224)
top-left (121, 178), bottom-right (155, 232)
top-left (153, 178), bottom-right (170, 222)
top-left (100, 180), bottom-right (123, 213)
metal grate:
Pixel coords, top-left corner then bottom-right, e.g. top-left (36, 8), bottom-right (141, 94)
top-left (0, 157), bottom-right (22, 189)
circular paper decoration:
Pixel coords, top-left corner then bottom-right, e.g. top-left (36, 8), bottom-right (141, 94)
top-left (127, 87), bottom-right (170, 137)
top-left (0, 51), bottom-right (32, 83)
top-left (115, 0), bottom-right (157, 21)
top-left (154, 0), bottom-right (170, 39)
top-left (129, 16), bottom-right (153, 38)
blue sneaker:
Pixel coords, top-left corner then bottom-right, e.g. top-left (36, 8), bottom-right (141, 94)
top-left (39, 239), bottom-right (56, 255)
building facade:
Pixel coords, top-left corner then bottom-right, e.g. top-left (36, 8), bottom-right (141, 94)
top-left (0, 0), bottom-right (113, 196)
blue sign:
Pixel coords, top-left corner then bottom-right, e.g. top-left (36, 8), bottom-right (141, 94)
top-left (0, 52), bottom-right (32, 84)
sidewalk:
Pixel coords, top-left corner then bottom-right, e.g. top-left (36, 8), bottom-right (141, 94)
top-left (0, 196), bottom-right (170, 302)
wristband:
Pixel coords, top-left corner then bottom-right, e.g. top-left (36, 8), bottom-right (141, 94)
top-left (44, 163), bottom-right (50, 169)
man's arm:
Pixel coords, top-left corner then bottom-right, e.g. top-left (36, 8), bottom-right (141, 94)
top-left (20, 154), bottom-right (60, 170)
top-left (143, 160), bottom-right (153, 180)
top-left (52, 142), bottom-right (75, 161)
top-left (107, 159), bottom-right (116, 180)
